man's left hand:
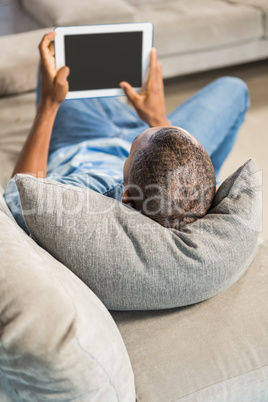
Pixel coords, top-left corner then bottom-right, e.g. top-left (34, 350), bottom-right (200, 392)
top-left (39, 31), bottom-right (70, 108)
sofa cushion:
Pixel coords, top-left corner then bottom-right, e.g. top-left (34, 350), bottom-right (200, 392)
top-left (228, 0), bottom-right (268, 38)
top-left (133, 0), bottom-right (263, 57)
top-left (0, 193), bottom-right (135, 401)
top-left (20, 0), bottom-right (135, 27)
top-left (0, 93), bottom-right (35, 187)
top-left (14, 158), bottom-right (262, 310)
top-left (112, 240), bottom-right (268, 401)
top-left (0, 28), bottom-right (52, 96)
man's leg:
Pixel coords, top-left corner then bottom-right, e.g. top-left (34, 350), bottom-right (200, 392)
top-left (167, 77), bottom-right (250, 177)
top-left (36, 68), bottom-right (147, 156)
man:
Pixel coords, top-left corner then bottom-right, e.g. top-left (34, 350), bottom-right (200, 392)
top-left (4, 32), bottom-right (250, 231)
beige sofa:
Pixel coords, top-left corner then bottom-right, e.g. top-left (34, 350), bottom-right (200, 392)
top-left (0, 54), bottom-right (268, 402)
top-left (0, 95), bottom-right (268, 400)
top-left (0, 88), bottom-right (267, 400)
top-left (0, 2), bottom-right (268, 400)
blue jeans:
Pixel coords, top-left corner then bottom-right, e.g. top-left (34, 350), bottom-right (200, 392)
top-left (37, 74), bottom-right (250, 181)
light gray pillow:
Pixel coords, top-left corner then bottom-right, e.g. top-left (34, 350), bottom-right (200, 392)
top-left (15, 158), bottom-right (262, 310)
top-left (0, 193), bottom-right (135, 401)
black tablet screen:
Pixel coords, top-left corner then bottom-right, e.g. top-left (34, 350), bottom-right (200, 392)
top-left (64, 32), bottom-right (143, 91)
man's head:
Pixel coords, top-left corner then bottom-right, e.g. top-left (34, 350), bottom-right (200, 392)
top-left (122, 126), bottom-right (216, 229)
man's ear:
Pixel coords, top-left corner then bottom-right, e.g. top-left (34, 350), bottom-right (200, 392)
top-left (121, 188), bottom-right (133, 206)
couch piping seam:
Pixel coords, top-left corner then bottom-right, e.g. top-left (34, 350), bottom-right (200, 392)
top-left (171, 365), bottom-right (268, 401)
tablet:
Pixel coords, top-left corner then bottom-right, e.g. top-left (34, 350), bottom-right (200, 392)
top-left (54, 23), bottom-right (153, 99)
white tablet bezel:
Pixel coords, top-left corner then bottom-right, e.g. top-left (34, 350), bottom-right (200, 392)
top-left (54, 23), bottom-right (153, 99)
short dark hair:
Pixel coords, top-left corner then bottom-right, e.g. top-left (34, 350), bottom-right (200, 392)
top-left (127, 127), bottom-right (216, 229)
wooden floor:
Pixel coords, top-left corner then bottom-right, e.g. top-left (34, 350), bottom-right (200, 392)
top-left (1, 0), bottom-right (268, 239)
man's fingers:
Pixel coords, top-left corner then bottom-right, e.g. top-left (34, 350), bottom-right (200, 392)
top-left (39, 31), bottom-right (56, 57)
top-left (147, 48), bottom-right (158, 90)
top-left (120, 81), bottom-right (140, 104)
top-left (56, 66), bottom-right (70, 84)
top-left (148, 49), bottom-right (164, 94)
top-left (48, 41), bottom-right (55, 57)
top-left (156, 61), bottom-right (164, 90)
top-left (39, 31), bottom-right (56, 73)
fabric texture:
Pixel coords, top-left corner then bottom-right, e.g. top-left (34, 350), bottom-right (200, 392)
top-left (0, 193), bottom-right (135, 401)
top-left (112, 240), bottom-right (268, 401)
top-left (0, 29), bottom-right (52, 96)
top-left (20, 0), bottom-right (135, 26)
top-left (19, 0), bottom-right (264, 53)
top-left (133, 0), bottom-right (263, 57)
top-left (15, 158), bottom-right (262, 310)
top-left (126, 0), bottom-right (163, 4)
top-left (0, 93), bottom-right (35, 187)
top-left (161, 39), bottom-right (268, 78)
top-left (228, 0), bottom-right (268, 37)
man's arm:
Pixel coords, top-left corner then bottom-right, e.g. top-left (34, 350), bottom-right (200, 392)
top-left (120, 48), bottom-right (171, 127)
top-left (11, 31), bottom-right (69, 178)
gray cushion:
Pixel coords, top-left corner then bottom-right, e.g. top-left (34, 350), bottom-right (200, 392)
top-left (0, 193), bottom-right (135, 401)
top-left (112, 240), bottom-right (268, 401)
top-left (15, 158), bottom-right (262, 310)
top-left (21, 0), bottom-right (135, 27)
top-left (0, 93), bottom-right (35, 187)
top-left (0, 29), bottom-right (52, 96)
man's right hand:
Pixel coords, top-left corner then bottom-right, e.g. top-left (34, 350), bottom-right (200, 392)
top-left (120, 48), bottom-right (171, 127)
top-left (39, 31), bottom-right (70, 108)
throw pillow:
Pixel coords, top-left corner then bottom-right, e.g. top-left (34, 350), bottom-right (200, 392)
top-left (0, 193), bottom-right (135, 401)
top-left (15, 158), bottom-right (262, 310)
